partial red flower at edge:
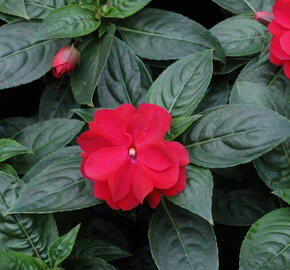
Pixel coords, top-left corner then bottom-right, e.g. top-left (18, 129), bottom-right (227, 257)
top-left (52, 45), bottom-right (79, 78)
top-left (267, 0), bottom-right (290, 79)
top-left (77, 103), bottom-right (189, 211)
top-left (255, 11), bottom-right (274, 26)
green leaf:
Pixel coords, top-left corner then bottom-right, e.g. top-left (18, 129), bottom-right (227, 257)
top-left (106, 0), bottom-right (151, 18)
top-left (22, 146), bottom-right (81, 183)
top-left (0, 172), bottom-right (58, 262)
top-left (48, 224), bottom-right (80, 267)
top-left (39, 78), bottom-right (79, 120)
top-left (230, 81), bottom-right (290, 190)
top-left (0, 139), bottom-right (28, 162)
top-left (146, 50), bottom-right (213, 117)
top-left (149, 200), bottom-right (218, 270)
top-left (98, 38), bottom-right (152, 108)
top-left (211, 15), bottom-right (269, 57)
top-left (0, 117), bottom-right (37, 138)
top-left (182, 104), bottom-right (290, 168)
top-left (0, 252), bottom-right (47, 270)
top-left (273, 190), bottom-right (290, 204)
top-left (0, 22), bottom-right (69, 90)
top-left (72, 239), bottom-right (132, 261)
top-left (194, 79), bottom-right (230, 114)
top-left (34, 5), bottom-right (100, 41)
top-left (8, 154), bottom-right (101, 214)
top-left (0, 0), bottom-right (28, 19)
top-left (167, 165), bottom-right (213, 224)
top-left (233, 57), bottom-right (290, 103)
top-left (71, 24), bottom-right (115, 105)
top-left (0, 12), bottom-right (20, 23)
top-left (25, 0), bottom-right (75, 19)
top-left (72, 108), bottom-right (100, 123)
top-left (165, 115), bottom-right (202, 141)
top-left (239, 208), bottom-right (290, 270)
top-left (213, 178), bottom-right (278, 226)
top-left (0, 163), bottom-right (18, 178)
top-left (211, 0), bottom-right (275, 14)
top-left (119, 8), bottom-right (225, 63)
top-left (63, 256), bottom-right (118, 270)
top-left (11, 119), bottom-right (84, 174)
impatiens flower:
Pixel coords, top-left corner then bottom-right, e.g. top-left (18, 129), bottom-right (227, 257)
top-left (255, 11), bottom-right (273, 26)
top-left (77, 103), bottom-right (189, 211)
top-left (268, 0), bottom-right (290, 79)
top-left (52, 45), bottom-right (79, 78)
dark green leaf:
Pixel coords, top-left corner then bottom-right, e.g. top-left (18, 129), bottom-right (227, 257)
top-left (0, 172), bottom-right (58, 262)
top-left (0, 163), bottom-right (18, 178)
top-left (34, 5), bottom-right (100, 41)
top-left (0, 139), bottom-right (28, 162)
top-left (48, 224), bottom-right (80, 267)
top-left (211, 15), bottom-right (269, 57)
top-left (230, 81), bottom-right (290, 190)
top-left (149, 200), bottom-right (218, 270)
top-left (0, 252), bottom-right (47, 270)
top-left (194, 79), bottom-right (230, 114)
top-left (213, 178), bottom-right (278, 226)
top-left (0, 12), bottom-right (20, 23)
top-left (106, 0), bottom-right (151, 18)
top-left (11, 119), bottom-right (84, 174)
top-left (165, 115), bottom-right (202, 141)
top-left (72, 108), bottom-right (100, 123)
top-left (146, 50), bottom-right (213, 117)
top-left (167, 165), bottom-right (213, 224)
top-left (98, 38), bottom-right (152, 108)
top-left (182, 104), bottom-right (290, 168)
top-left (63, 256), bottom-right (118, 270)
top-left (273, 190), bottom-right (290, 204)
top-left (39, 79), bottom-right (79, 120)
top-left (211, 0), bottom-right (275, 14)
top-left (0, 0), bottom-right (28, 19)
top-left (0, 117), bottom-right (37, 138)
top-left (119, 8), bottom-right (225, 63)
top-left (9, 154), bottom-right (101, 214)
top-left (214, 57), bottom-right (249, 75)
top-left (239, 208), bottom-right (290, 270)
top-left (0, 22), bottom-right (68, 90)
top-left (71, 25), bottom-right (115, 105)
top-left (72, 239), bottom-right (132, 261)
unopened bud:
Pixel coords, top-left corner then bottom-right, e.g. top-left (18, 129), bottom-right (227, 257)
top-left (52, 45), bottom-right (79, 78)
top-left (255, 11), bottom-right (274, 26)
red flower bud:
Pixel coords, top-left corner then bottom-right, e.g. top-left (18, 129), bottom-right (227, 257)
top-left (52, 45), bottom-right (79, 78)
top-left (255, 11), bottom-right (274, 26)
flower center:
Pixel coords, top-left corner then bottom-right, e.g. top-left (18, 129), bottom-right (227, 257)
top-left (129, 147), bottom-right (136, 157)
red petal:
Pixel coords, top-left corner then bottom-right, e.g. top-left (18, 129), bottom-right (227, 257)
top-left (268, 20), bottom-right (288, 36)
top-left (166, 141), bottom-right (189, 166)
top-left (271, 36), bottom-right (290, 60)
top-left (106, 198), bottom-right (120, 210)
top-left (116, 189), bottom-right (140, 211)
top-left (91, 109), bottom-right (132, 147)
top-left (143, 160), bottom-right (179, 189)
top-left (280, 31), bottom-right (290, 55)
top-left (109, 160), bottom-right (133, 202)
top-left (284, 61), bottom-right (290, 79)
top-left (93, 180), bottom-right (112, 200)
top-left (114, 103), bottom-right (138, 133)
top-left (138, 103), bottom-right (172, 135)
top-left (82, 146), bottom-right (127, 181)
top-left (147, 190), bottom-right (161, 208)
top-left (77, 130), bottom-right (114, 154)
top-left (270, 51), bottom-right (283, 65)
top-left (132, 163), bottom-right (153, 203)
top-left (137, 139), bottom-right (173, 171)
top-left (161, 166), bottom-right (186, 197)
top-left (273, 0), bottom-right (290, 29)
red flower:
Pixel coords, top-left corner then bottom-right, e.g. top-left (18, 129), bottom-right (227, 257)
top-left (77, 103), bottom-right (189, 211)
top-left (268, 0), bottom-right (290, 79)
top-left (52, 45), bottom-right (79, 78)
top-left (255, 11), bottom-right (273, 26)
